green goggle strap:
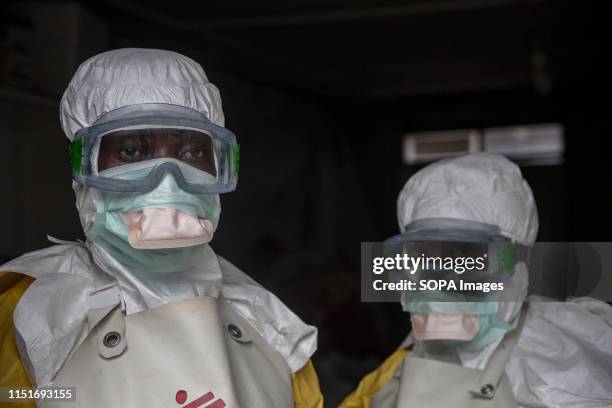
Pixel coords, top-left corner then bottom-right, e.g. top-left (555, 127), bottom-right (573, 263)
top-left (69, 138), bottom-right (85, 175)
top-left (233, 144), bottom-right (241, 178)
top-left (500, 243), bottom-right (531, 274)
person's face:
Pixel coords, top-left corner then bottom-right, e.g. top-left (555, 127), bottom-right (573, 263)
top-left (97, 128), bottom-right (216, 175)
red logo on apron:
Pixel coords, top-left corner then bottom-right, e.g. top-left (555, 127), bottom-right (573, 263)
top-left (176, 390), bottom-right (225, 408)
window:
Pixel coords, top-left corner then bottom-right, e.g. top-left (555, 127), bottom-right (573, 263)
top-left (403, 123), bottom-right (564, 165)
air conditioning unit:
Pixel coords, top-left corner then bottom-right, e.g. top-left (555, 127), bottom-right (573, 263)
top-left (403, 129), bottom-right (481, 165)
top-left (484, 123), bottom-right (564, 165)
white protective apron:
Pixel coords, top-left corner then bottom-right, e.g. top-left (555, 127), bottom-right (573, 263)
top-left (38, 267), bottom-right (294, 408)
top-left (371, 309), bottom-right (527, 408)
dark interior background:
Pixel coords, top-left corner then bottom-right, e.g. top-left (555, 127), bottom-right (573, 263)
top-left (1, 1), bottom-right (608, 404)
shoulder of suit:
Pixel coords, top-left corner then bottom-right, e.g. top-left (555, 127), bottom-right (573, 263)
top-left (507, 299), bottom-right (612, 402)
top-left (215, 255), bottom-right (318, 373)
top-left (0, 243), bottom-right (93, 281)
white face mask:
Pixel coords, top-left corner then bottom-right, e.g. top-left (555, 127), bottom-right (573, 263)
top-left (411, 314), bottom-right (480, 341)
top-left (122, 208), bottom-right (215, 249)
top-left (82, 173), bottom-right (221, 273)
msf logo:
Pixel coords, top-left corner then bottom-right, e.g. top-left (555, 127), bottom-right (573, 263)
top-left (175, 390), bottom-right (226, 408)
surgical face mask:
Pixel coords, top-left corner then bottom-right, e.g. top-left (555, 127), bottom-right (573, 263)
top-left (411, 313), bottom-right (480, 341)
top-left (121, 208), bottom-right (214, 249)
top-left (400, 267), bottom-right (515, 351)
top-left (403, 263), bottom-right (530, 352)
top-left (86, 172), bottom-right (220, 273)
top-left (405, 301), bottom-right (511, 351)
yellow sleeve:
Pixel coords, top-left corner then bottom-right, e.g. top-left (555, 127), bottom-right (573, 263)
top-left (338, 348), bottom-right (410, 408)
top-left (292, 359), bottom-right (324, 408)
top-left (0, 274), bottom-right (35, 408)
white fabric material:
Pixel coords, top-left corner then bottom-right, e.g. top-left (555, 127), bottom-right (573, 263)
top-left (88, 241), bottom-right (222, 313)
top-left (1, 242), bottom-right (317, 385)
top-left (505, 298), bottom-right (612, 408)
top-left (43, 296), bottom-right (293, 408)
top-left (60, 48), bottom-right (224, 140)
top-left (397, 153), bottom-right (539, 246)
top-left (393, 351), bottom-right (519, 407)
top-left (396, 298), bottom-right (612, 407)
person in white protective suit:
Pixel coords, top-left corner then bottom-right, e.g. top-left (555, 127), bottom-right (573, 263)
top-left (0, 48), bottom-right (323, 407)
top-left (340, 153), bottom-right (612, 408)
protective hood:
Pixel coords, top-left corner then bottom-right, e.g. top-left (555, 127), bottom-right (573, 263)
top-left (60, 48), bottom-right (225, 139)
top-left (397, 153), bottom-right (538, 246)
top-left (61, 48), bottom-right (226, 236)
top-left (61, 48), bottom-right (229, 294)
top-left (396, 153), bottom-right (539, 366)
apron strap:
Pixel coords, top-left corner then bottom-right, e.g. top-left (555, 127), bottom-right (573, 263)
top-left (469, 304), bottom-right (529, 399)
top-left (86, 265), bottom-right (127, 359)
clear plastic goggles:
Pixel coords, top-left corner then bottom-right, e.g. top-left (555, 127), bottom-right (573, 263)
top-left (384, 229), bottom-right (529, 301)
top-left (70, 104), bottom-right (239, 194)
top-left (385, 235), bottom-right (528, 277)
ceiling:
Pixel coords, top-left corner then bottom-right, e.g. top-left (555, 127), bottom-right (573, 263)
top-left (91, 0), bottom-right (594, 99)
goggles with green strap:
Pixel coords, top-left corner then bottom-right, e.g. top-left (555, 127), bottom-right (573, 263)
top-left (384, 218), bottom-right (530, 300)
top-left (70, 104), bottom-right (240, 194)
